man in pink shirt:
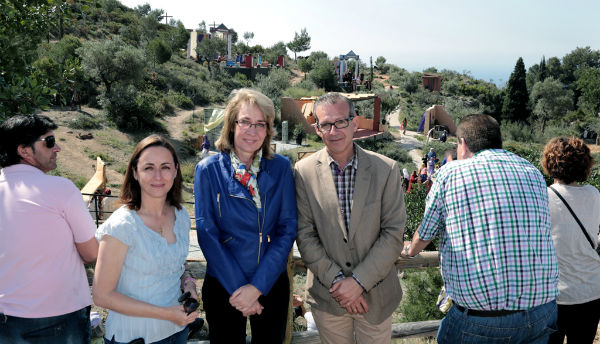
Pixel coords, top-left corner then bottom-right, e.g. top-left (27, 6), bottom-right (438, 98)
top-left (0, 114), bottom-right (98, 343)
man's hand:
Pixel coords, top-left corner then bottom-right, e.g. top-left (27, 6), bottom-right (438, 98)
top-left (229, 284), bottom-right (262, 313)
top-left (400, 241), bottom-right (412, 259)
top-left (344, 294), bottom-right (369, 314)
top-left (329, 277), bottom-right (363, 307)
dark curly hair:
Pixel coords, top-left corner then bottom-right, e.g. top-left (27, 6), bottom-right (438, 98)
top-left (541, 137), bottom-right (593, 184)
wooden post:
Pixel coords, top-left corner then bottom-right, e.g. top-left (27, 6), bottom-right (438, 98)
top-left (284, 251), bottom-right (294, 344)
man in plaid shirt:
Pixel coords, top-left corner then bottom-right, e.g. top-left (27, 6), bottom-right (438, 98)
top-left (402, 114), bottom-right (559, 343)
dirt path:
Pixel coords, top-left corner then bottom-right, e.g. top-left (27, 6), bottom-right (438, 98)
top-left (165, 107), bottom-right (203, 141)
top-left (386, 108), bottom-right (423, 168)
top-left (290, 68), bottom-right (304, 84)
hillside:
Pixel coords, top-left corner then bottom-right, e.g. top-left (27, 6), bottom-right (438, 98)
top-left (43, 106), bottom-right (202, 201)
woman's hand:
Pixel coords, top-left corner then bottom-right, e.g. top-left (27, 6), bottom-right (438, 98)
top-left (229, 284), bottom-right (262, 313)
top-left (241, 300), bottom-right (264, 317)
top-left (164, 305), bottom-right (199, 327)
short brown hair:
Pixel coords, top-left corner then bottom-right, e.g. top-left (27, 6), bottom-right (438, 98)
top-left (542, 137), bottom-right (593, 184)
top-left (456, 114), bottom-right (502, 154)
top-left (121, 135), bottom-right (183, 210)
top-left (215, 88), bottom-right (275, 159)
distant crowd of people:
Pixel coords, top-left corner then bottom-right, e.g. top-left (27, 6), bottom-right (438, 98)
top-left (1, 91), bottom-right (600, 344)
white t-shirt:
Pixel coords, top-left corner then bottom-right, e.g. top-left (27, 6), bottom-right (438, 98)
top-left (548, 183), bottom-right (600, 305)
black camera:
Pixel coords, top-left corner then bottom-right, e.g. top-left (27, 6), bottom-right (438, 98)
top-left (178, 291), bottom-right (200, 315)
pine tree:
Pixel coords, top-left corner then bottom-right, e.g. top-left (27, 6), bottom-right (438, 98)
top-left (502, 57), bottom-right (530, 123)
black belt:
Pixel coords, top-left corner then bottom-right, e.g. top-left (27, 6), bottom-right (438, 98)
top-left (455, 304), bottom-right (522, 317)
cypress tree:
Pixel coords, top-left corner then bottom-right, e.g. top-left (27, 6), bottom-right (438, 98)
top-left (538, 56), bottom-right (547, 82)
top-left (502, 57), bottom-right (530, 123)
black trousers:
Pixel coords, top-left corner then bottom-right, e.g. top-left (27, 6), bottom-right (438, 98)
top-left (202, 272), bottom-right (289, 344)
top-left (548, 297), bottom-right (600, 344)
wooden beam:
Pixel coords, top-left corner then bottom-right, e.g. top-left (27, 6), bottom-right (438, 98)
top-left (187, 252), bottom-right (440, 277)
top-left (188, 320), bottom-right (441, 343)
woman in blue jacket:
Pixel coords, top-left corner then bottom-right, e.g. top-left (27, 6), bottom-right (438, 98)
top-left (194, 89), bottom-right (297, 343)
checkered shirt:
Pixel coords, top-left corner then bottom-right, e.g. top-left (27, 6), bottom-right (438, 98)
top-left (327, 147), bottom-right (358, 233)
top-left (418, 149), bottom-right (559, 311)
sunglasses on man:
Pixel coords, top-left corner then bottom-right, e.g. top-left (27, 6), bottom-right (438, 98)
top-left (36, 135), bottom-right (56, 148)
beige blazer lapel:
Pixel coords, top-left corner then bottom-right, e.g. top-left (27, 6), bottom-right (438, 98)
top-left (314, 149), bottom-right (348, 241)
top-left (348, 146), bottom-right (372, 241)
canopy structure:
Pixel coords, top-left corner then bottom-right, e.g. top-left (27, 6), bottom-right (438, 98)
top-left (417, 105), bottom-right (456, 135)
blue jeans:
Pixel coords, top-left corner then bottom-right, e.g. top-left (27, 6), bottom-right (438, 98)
top-left (437, 301), bottom-right (557, 343)
top-left (0, 306), bottom-right (91, 344)
top-left (104, 327), bottom-right (188, 344)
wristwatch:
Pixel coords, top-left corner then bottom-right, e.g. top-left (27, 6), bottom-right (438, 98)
top-left (404, 243), bottom-right (416, 259)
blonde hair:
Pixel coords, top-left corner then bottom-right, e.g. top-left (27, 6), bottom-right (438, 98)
top-left (215, 88), bottom-right (275, 159)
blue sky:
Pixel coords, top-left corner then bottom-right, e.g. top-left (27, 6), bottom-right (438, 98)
top-left (120, 0), bottom-right (599, 86)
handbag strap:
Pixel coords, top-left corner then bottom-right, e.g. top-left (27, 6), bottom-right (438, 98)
top-left (549, 185), bottom-right (596, 250)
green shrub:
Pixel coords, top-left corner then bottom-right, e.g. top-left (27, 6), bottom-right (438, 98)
top-left (154, 95), bottom-right (174, 116)
top-left (279, 149), bottom-right (297, 165)
top-left (501, 121), bottom-right (537, 143)
top-left (503, 140), bottom-right (552, 185)
top-left (180, 160), bottom-right (197, 184)
top-left (293, 123), bottom-right (305, 140)
top-left (167, 90), bottom-right (194, 110)
top-left (308, 59), bottom-right (338, 91)
top-left (68, 114), bottom-right (102, 130)
top-left (404, 183), bottom-right (428, 240)
top-left (100, 85), bottom-right (163, 131)
top-left (255, 68), bottom-right (291, 111)
top-left (88, 152), bottom-right (114, 165)
top-left (74, 177), bottom-right (88, 190)
top-left (355, 137), bottom-right (412, 165)
top-left (399, 268), bottom-right (445, 322)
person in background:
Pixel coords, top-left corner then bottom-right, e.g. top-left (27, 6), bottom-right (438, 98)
top-left (542, 137), bottom-right (600, 344)
top-left (93, 135), bottom-right (199, 344)
top-left (427, 147), bottom-right (437, 161)
top-left (419, 163), bottom-right (428, 183)
top-left (441, 148), bottom-right (457, 166)
top-left (295, 93), bottom-right (406, 344)
top-left (0, 114), bottom-right (98, 343)
top-left (439, 130), bottom-right (447, 143)
top-left (407, 170), bottom-right (419, 194)
top-left (201, 134), bottom-right (210, 159)
top-left (427, 157), bottom-right (435, 177)
top-left (402, 114), bottom-right (558, 343)
top-left (194, 88), bottom-right (297, 344)
top-left (402, 118), bottom-right (407, 135)
top-left (402, 168), bottom-right (410, 192)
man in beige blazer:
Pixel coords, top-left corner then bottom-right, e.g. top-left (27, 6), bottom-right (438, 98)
top-left (295, 93), bottom-right (406, 344)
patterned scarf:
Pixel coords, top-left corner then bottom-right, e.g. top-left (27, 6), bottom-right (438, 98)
top-left (230, 151), bottom-right (262, 209)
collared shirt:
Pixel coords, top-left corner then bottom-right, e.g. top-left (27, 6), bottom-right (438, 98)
top-left (327, 146), bottom-right (358, 233)
top-left (418, 149), bottom-right (559, 311)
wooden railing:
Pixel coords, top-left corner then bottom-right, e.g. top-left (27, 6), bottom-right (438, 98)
top-left (84, 189), bottom-right (442, 342)
top-left (186, 252), bottom-right (441, 343)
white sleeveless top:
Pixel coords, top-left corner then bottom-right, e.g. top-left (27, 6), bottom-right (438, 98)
top-left (548, 184), bottom-right (600, 305)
